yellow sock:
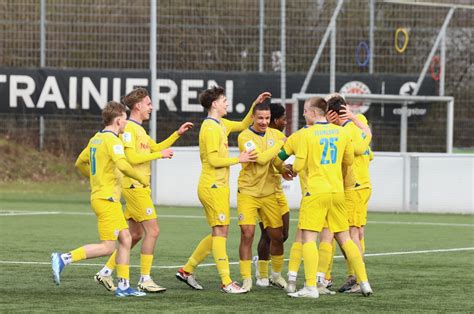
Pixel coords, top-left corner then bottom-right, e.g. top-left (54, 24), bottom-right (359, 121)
top-left (183, 234), bottom-right (213, 274)
top-left (271, 254), bottom-right (284, 274)
top-left (141, 254), bottom-right (153, 276)
top-left (288, 242), bottom-right (302, 274)
top-left (317, 242), bottom-right (332, 275)
top-left (326, 239), bottom-right (337, 280)
top-left (361, 238), bottom-right (366, 253)
top-left (346, 257), bottom-right (355, 276)
top-left (240, 260), bottom-right (252, 280)
top-left (302, 242), bottom-right (318, 287)
top-left (212, 236), bottom-right (232, 286)
top-left (70, 247), bottom-right (86, 262)
top-left (342, 240), bottom-right (368, 283)
top-left (116, 264), bottom-right (130, 280)
top-left (258, 260), bottom-right (270, 279)
top-left (105, 250), bottom-right (116, 270)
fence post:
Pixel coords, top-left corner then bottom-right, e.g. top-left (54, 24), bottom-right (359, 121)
top-left (280, 0), bottom-right (286, 113)
top-left (39, 115), bottom-right (45, 151)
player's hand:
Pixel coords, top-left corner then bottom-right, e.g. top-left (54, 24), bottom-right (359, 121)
top-left (255, 92), bottom-right (272, 104)
top-left (282, 170), bottom-right (294, 181)
top-left (326, 110), bottom-right (342, 125)
top-left (239, 150), bottom-right (257, 163)
top-left (339, 105), bottom-right (355, 121)
top-left (177, 122), bottom-right (194, 135)
top-left (285, 164), bottom-right (296, 177)
top-left (161, 148), bottom-right (174, 159)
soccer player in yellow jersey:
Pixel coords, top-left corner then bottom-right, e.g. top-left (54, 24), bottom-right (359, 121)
top-left (253, 103), bottom-right (292, 287)
top-left (236, 102), bottom-right (291, 291)
top-left (275, 98), bottom-right (319, 293)
top-left (176, 86), bottom-right (270, 293)
top-left (282, 97), bottom-right (372, 298)
top-left (314, 94), bottom-right (373, 294)
top-left (95, 88), bottom-right (193, 293)
top-left (51, 101), bottom-right (148, 297)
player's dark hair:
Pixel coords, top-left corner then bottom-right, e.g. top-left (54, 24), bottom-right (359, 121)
top-left (102, 101), bottom-right (128, 126)
top-left (326, 94), bottom-right (346, 115)
top-left (306, 97), bottom-right (328, 116)
top-left (269, 103), bottom-right (285, 122)
top-left (199, 86), bottom-right (225, 111)
top-left (252, 100), bottom-right (271, 114)
top-left (121, 87), bottom-right (149, 110)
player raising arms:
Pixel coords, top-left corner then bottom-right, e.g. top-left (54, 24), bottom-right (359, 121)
top-left (280, 97), bottom-right (372, 298)
top-left (253, 103), bottom-right (291, 287)
top-left (94, 88), bottom-right (193, 293)
top-left (51, 101), bottom-right (148, 297)
top-left (237, 101), bottom-right (291, 291)
top-left (176, 86), bottom-right (270, 293)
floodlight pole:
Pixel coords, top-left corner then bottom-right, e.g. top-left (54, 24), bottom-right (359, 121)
top-left (150, 0), bottom-right (158, 201)
top-left (280, 0), bottom-right (286, 120)
top-left (259, 0), bottom-right (265, 73)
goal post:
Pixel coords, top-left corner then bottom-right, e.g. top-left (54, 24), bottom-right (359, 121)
top-left (291, 93), bottom-right (454, 153)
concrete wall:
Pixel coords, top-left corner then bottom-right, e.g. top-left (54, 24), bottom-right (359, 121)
top-left (154, 147), bottom-right (474, 214)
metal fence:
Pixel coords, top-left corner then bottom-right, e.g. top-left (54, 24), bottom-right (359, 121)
top-left (0, 0), bottom-right (473, 154)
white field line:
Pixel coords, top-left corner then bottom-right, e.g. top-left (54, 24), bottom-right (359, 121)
top-left (0, 247), bottom-right (473, 269)
top-left (1, 210), bottom-right (473, 227)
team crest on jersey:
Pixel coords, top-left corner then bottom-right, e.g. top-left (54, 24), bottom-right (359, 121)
top-left (218, 213), bottom-right (226, 222)
top-left (113, 144), bottom-right (124, 155)
top-left (146, 208), bottom-right (153, 215)
top-left (123, 132), bottom-right (132, 143)
top-left (238, 213), bottom-right (244, 221)
top-left (267, 139), bottom-right (275, 147)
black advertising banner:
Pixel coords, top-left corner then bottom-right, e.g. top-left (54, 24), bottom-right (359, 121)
top-left (0, 67), bottom-right (436, 119)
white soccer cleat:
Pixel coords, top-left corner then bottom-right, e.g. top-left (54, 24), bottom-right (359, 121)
top-left (255, 278), bottom-right (270, 287)
top-left (270, 274), bottom-right (287, 289)
top-left (285, 281), bottom-right (296, 293)
top-left (242, 278), bottom-right (252, 291)
top-left (317, 282), bottom-right (336, 295)
top-left (360, 281), bottom-right (373, 297)
top-left (346, 283), bottom-right (361, 293)
top-left (175, 268), bottom-right (203, 290)
top-left (94, 272), bottom-right (116, 292)
top-left (137, 278), bottom-right (167, 293)
top-left (221, 282), bottom-right (248, 294)
top-left (288, 286), bottom-right (319, 299)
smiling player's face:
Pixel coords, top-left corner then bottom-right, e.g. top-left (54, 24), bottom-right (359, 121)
top-left (252, 109), bottom-right (271, 133)
top-left (137, 96), bottom-right (152, 121)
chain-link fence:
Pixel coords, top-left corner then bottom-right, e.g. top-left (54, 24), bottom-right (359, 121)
top-left (1, 0), bottom-right (473, 155)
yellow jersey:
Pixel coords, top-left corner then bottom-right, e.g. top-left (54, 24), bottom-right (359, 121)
top-left (353, 114), bottom-right (372, 189)
top-left (280, 126), bottom-right (309, 195)
top-left (120, 119), bottom-right (180, 188)
top-left (294, 122), bottom-right (354, 194)
top-left (77, 130), bottom-right (126, 202)
top-left (237, 127), bottom-right (285, 197)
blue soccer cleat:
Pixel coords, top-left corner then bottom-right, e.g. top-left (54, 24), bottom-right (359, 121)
top-left (115, 287), bottom-right (146, 297)
top-left (51, 252), bottom-right (65, 285)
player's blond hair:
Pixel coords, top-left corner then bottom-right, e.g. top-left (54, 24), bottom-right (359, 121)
top-left (121, 87), bottom-right (149, 110)
top-left (102, 101), bottom-right (127, 126)
top-left (305, 96), bottom-right (327, 116)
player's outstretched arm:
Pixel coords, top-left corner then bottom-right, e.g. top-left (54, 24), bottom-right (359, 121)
top-left (125, 147), bottom-right (165, 164)
top-left (224, 92), bottom-right (272, 133)
top-left (115, 159), bottom-right (149, 187)
top-left (254, 140), bottom-right (285, 165)
top-left (75, 147), bottom-right (90, 178)
top-left (149, 122), bottom-right (194, 152)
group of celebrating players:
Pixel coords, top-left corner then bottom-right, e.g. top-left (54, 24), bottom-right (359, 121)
top-left (51, 85), bottom-right (373, 299)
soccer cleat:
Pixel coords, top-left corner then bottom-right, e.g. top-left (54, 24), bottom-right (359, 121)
top-left (317, 282), bottom-right (336, 295)
top-left (255, 278), bottom-right (270, 287)
top-left (270, 274), bottom-right (287, 289)
top-left (137, 278), bottom-right (167, 293)
top-left (338, 275), bottom-right (357, 293)
top-left (242, 278), bottom-right (252, 291)
top-left (285, 281), bottom-right (296, 293)
top-left (115, 287), bottom-right (146, 297)
top-left (175, 268), bottom-right (203, 290)
top-left (360, 281), bottom-right (373, 297)
top-left (221, 282), bottom-right (248, 294)
top-left (288, 286), bottom-right (319, 299)
top-left (94, 272), bottom-right (116, 292)
top-left (325, 278), bottom-right (333, 289)
top-left (51, 252), bottom-right (65, 285)
top-left (346, 283), bottom-right (361, 293)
